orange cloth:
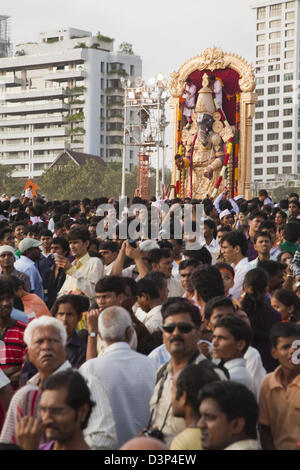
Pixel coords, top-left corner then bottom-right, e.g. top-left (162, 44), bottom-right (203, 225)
top-left (21, 293), bottom-right (51, 318)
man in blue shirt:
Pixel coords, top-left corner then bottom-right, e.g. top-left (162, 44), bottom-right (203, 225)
top-left (14, 238), bottom-right (44, 300)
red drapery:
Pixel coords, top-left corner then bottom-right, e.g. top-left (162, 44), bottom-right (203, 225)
top-left (188, 68), bottom-right (241, 125)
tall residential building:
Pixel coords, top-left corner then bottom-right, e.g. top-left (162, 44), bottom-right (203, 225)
top-left (0, 28), bottom-right (142, 178)
top-left (0, 15), bottom-right (11, 58)
top-left (251, 0), bottom-right (299, 185)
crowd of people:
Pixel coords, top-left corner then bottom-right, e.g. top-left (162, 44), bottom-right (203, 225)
top-left (0, 186), bottom-right (299, 451)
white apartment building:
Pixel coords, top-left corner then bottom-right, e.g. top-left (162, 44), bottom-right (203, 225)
top-left (0, 15), bottom-right (11, 57)
top-left (251, 0), bottom-right (300, 185)
top-left (0, 28), bottom-right (142, 178)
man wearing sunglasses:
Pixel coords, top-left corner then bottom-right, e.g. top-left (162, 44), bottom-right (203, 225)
top-left (148, 297), bottom-right (226, 446)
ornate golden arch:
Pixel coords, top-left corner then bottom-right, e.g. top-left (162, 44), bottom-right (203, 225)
top-left (169, 47), bottom-right (257, 199)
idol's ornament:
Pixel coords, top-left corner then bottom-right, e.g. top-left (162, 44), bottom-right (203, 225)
top-left (169, 47), bottom-right (257, 200)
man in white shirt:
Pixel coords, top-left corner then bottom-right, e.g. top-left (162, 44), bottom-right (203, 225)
top-left (221, 231), bottom-right (252, 301)
top-left (80, 306), bottom-right (156, 448)
top-left (249, 231), bottom-right (277, 268)
top-left (148, 248), bottom-right (184, 297)
top-left (99, 241), bottom-right (119, 276)
top-left (136, 278), bottom-right (162, 333)
top-left (57, 227), bottom-right (103, 304)
top-left (212, 315), bottom-right (256, 395)
top-left (199, 219), bottom-right (219, 265)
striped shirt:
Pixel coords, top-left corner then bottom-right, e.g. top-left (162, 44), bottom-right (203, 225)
top-left (0, 321), bottom-right (27, 370)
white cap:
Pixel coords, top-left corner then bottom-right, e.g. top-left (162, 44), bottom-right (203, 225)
top-left (0, 245), bottom-right (15, 256)
top-left (139, 240), bottom-right (159, 252)
top-left (234, 195), bottom-right (244, 201)
top-left (220, 209), bottom-right (231, 219)
top-left (18, 238), bottom-right (42, 254)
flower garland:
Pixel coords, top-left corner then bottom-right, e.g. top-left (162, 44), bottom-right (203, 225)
top-left (234, 94), bottom-right (240, 197)
top-left (189, 132), bottom-right (198, 197)
top-left (211, 99), bottom-right (233, 199)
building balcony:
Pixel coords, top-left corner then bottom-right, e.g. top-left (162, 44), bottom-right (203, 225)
top-left (107, 143), bottom-right (123, 149)
top-left (32, 141), bottom-right (67, 151)
top-left (0, 102), bottom-right (69, 114)
top-left (45, 69), bottom-right (87, 82)
top-left (0, 115), bottom-right (68, 126)
top-left (0, 75), bottom-right (22, 87)
top-left (4, 88), bottom-right (69, 102)
top-left (107, 116), bottom-right (123, 123)
top-left (106, 130), bottom-right (123, 136)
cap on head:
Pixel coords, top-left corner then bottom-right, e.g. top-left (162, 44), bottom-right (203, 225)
top-left (18, 238), bottom-right (42, 254)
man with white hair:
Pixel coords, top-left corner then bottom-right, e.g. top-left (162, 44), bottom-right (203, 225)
top-left (80, 306), bottom-right (156, 447)
top-left (111, 239), bottom-right (159, 280)
top-left (0, 315), bottom-right (118, 449)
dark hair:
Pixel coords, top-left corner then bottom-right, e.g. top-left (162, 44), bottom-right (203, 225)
top-left (215, 262), bottom-right (235, 279)
top-left (0, 277), bottom-right (14, 297)
top-left (270, 321), bottom-right (300, 348)
top-left (279, 200), bottom-right (289, 210)
top-left (40, 229), bottom-right (53, 238)
top-left (204, 218), bottom-right (217, 238)
top-left (214, 315), bottom-right (252, 354)
top-left (274, 210), bottom-right (287, 221)
top-left (191, 266), bottom-right (225, 302)
top-left (258, 260), bottom-right (286, 277)
top-left (204, 296), bottom-right (235, 321)
top-left (258, 189), bottom-right (268, 198)
top-left (277, 250), bottom-right (294, 263)
top-left (0, 227), bottom-right (13, 242)
top-left (221, 231), bottom-right (248, 257)
top-left (175, 364), bottom-right (219, 413)
top-left (283, 222), bottom-right (300, 243)
top-left (217, 226), bottom-right (231, 235)
top-left (95, 275), bottom-right (125, 296)
top-left (259, 220), bottom-right (277, 233)
top-left (183, 246), bottom-right (212, 265)
top-left (99, 241), bottom-right (119, 253)
top-left (136, 278), bottom-right (159, 299)
top-left (289, 200), bottom-right (300, 209)
top-left (253, 231), bottom-right (271, 244)
top-left (248, 209), bottom-right (266, 221)
top-left (144, 271), bottom-right (167, 290)
top-left (179, 258), bottom-right (201, 271)
top-left (41, 369), bottom-right (95, 430)
top-left (161, 297), bottom-right (202, 327)
top-left (51, 237), bottom-right (70, 255)
top-left (148, 248), bottom-right (172, 265)
top-left (68, 227), bottom-right (90, 243)
top-left (272, 288), bottom-right (300, 322)
top-left (122, 277), bottom-right (138, 297)
top-left (24, 224), bottom-right (40, 236)
top-left (51, 294), bottom-right (87, 317)
top-left (69, 207), bottom-right (81, 218)
top-left (240, 268), bottom-right (269, 343)
top-left (198, 381), bottom-right (258, 440)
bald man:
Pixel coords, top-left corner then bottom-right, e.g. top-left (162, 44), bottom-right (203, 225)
top-left (120, 436), bottom-right (168, 450)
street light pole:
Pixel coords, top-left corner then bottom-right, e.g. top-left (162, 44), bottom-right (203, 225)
top-left (121, 88), bottom-right (127, 198)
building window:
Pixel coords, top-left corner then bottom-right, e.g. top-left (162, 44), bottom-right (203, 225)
top-left (255, 146), bottom-right (264, 153)
top-left (283, 120), bottom-right (293, 127)
top-left (284, 73), bottom-right (293, 81)
top-left (268, 64), bottom-right (280, 71)
top-left (285, 40), bottom-right (295, 48)
top-left (268, 87), bottom-right (280, 94)
top-left (257, 34), bottom-right (266, 42)
top-left (269, 43), bottom-right (281, 55)
top-left (284, 85), bottom-right (293, 93)
top-left (267, 122), bottom-right (279, 129)
top-left (283, 108), bottom-right (293, 116)
top-left (255, 169), bottom-right (263, 175)
top-left (255, 112), bottom-right (264, 119)
top-left (268, 75), bottom-right (280, 83)
top-left (283, 166), bottom-right (292, 174)
top-left (286, 11), bottom-right (295, 20)
top-left (267, 167), bottom-right (279, 174)
top-left (255, 157), bottom-right (263, 165)
top-left (269, 31), bottom-right (281, 39)
top-left (256, 89), bottom-right (264, 96)
top-left (257, 7), bottom-right (266, 19)
top-left (267, 156), bottom-right (278, 163)
top-left (101, 62), bottom-right (105, 73)
top-left (286, 1), bottom-right (296, 9)
top-left (270, 4), bottom-right (281, 16)
top-left (283, 132), bottom-right (292, 139)
top-left (255, 123), bottom-right (264, 130)
top-left (285, 50), bottom-right (294, 59)
top-left (255, 135), bottom-right (264, 142)
top-left (256, 100), bottom-right (264, 107)
top-left (268, 98), bottom-right (280, 106)
top-left (285, 29), bottom-right (294, 38)
top-left (130, 65), bottom-right (134, 76)
top-left (284, 62), bottom-right (294, 70)
top-left (256, 45), bottom-right (265, 58)
top-left (283, 97), bottom-right (293, 104)
top-left (257, 22), bottom-right (266, 31)
top-left (267, 145), bottom-right (279, 152)
top-left (256, 77), bottom-right (264, 85)
top-left (268, 110), bottom-right (279, 117)
top-left (267, 133), bottom-right (279, 140)
top-left (286, 22), bottom-right (295, 28)
top-left (269, 20), bottom-right (281, 28)
top-left (283, 154), bottom-right (292, 161)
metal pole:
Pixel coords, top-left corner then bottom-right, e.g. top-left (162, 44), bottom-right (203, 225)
top-left (156, 91), bottom-right (160, 199)
top-left (121, 88), bottom-right (127, 198)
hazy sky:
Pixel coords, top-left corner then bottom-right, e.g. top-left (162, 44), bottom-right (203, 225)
top-left (5, 0), bottom-right (256, 80)
top-left (3, 0), bottom-right (256, 168)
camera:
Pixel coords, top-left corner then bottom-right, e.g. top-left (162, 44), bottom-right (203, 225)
top-left (141, 428), bottom-right (165, 442)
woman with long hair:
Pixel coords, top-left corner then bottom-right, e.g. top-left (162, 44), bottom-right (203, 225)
top-left (271, 288), bottom-right (300, 323)
top-left (240, 268), bottom-right (281, 372)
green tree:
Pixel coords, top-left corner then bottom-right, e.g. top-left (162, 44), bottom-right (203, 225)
top-left (118, 42), bottom-right (134, 55)
top-left (0, 164), bottom-right (26, 197)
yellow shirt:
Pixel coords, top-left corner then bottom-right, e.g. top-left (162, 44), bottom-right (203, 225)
top-left (170, 427), bottom-right (202, 450)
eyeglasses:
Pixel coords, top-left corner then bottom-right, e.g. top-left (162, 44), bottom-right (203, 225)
top-left (38, 406), bottom-right (71, 417)
top-left (162, 323), bottom-right (195, 334)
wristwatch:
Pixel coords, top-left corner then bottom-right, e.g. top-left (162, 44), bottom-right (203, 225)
top-left (88, 332), bottom-right (97, 338)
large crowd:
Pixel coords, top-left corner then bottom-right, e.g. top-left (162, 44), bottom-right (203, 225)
top-left (0, 186), bottom-right (299, 451)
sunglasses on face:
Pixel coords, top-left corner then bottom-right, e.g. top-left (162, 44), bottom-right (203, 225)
top-left (162, 322), bottom-right (195, 334)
